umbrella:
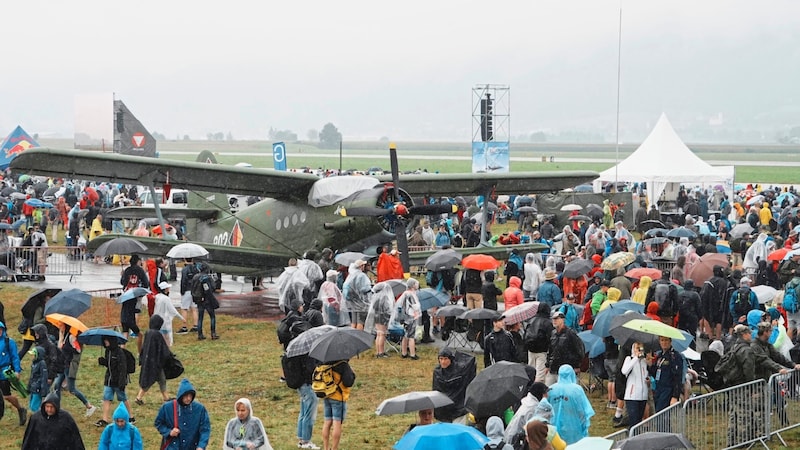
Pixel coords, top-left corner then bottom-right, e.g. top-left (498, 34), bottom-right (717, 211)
top-left (93, 237), bottom-right (148, 257)
top-left (751, 285), bottom-right (778, 304)
top-left (393, 422), bottom-right (489, 450)
top-left (77, 328), bottom-right (128, 346)
top-left (503, 301), bottom-right (539, 325)
top-left (666, 227), bottom-right (697, 239)
top-left (117, 287), bottom-right (150, 303)
top-left (621, 319), bottom-right (686, 341)
top-left (166, 242), bottom-right (209, 259)
top-left (45, 313), bottom-right (88, 335)
top-left (516, 206), bottom-right (537, 213)
top-left (0, 223), bottom-right (10, 230)
top-left (643, 237), bottom-right (668, 247)
top-left (640, 219), bottom-right (666, 228)
top-left (459, 308), bottom-right (500, 320)
top-left (730, 222), bottom-right (754, 239)
top-left (461, 254), bottom-right (501, 271)
top-left (685, 253), bottom-right (729, 285)
top-left (643, 228), bottom-right (669, 238)
top-left (22, 288), bottom-right (62, 318)
top-left (591, 302), bottom-right (645, 338)
top-left (334, 251), bottom-right (367, 266)
top-left (566, 436), bottom-right (614, 450)
top-left (10, 192), bottom-right (26, 200)
top-left (285, 325), bottom-right (337, 358)
top-left (585, 203), bottom-right (603, 220)
top-left (375, 391), bottom-right (453, 416)
top-left (578, 330), bottom-right (606, 358)
top-left (11, 218), bottom-right (27, 230)
top-left (24, 198), bottom-right (53, 208)
top-left (767, 248), bottom-right (789, 262)
top-left (424, 249), bottom-right (462, 271)
top-left (600, 252), bottom-right (635, 271)
top-left (614, 431), bottom-right (694, 450)
top-left (465, 361), bottom-right (532, 416)
top-left (625, 267), bottom-right (662, 280)
top-left (746, 195), bottom-right (765, 206)
top-left (417, 288), bottom-right (450, 311)
top-left (43, 289), bottom-right (92, 318)
top-left (560, 204), bottom-right (582, 211)
top-left (383, 279), bottom-right (409, 299)
top-left (435, 304), bottom-right (467, 317)
top-left (307, 328), bottom-right (374, 363)
top-left (682, 347), bottom-right (701, 361)
top-left (563, 259), bottom-right (594, 278)
top-left (569, 215), bottom-right (592, 222)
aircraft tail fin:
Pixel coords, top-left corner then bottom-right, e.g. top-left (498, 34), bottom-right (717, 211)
top-left (113, 100), bottom-right (156, 157)
top-left (188, 151), bottom-right (232, 212)
top-left (196, 150), bottom-right (218, 164)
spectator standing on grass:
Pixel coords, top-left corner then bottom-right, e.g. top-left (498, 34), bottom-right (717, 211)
top-left (548, 364), bottom-right (594, 445)
top-left (95, 336), bottom-right (134, 428)
top-left (133, 315), bottom-right (172, 406)
top-left (98, 403), bottom-right (143, 450)
top-left (21, 392), bottom-right (85, 450)
top-left (155, 378), bottom-right (211, 450)
top-left (177, 258), bottom-right (200, 334)
top-left (56, 324), bottom-right (97, 417)
top-left (223, 397), bottom-right (273, 450)
top-left (321, 359), bottom-right (355, 450)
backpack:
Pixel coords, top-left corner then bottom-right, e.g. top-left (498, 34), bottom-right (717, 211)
top-left (732, 288), bottom-right (752, 317)
top-left (778, 260), bottom-right (794, 285)
top-left (395, 294), bottom-right (410, 323)
top-left (190, 272), bottom-right (212, 301)
top-left (784, 285), bottom-right (799, 313)
top-left (523, 318), bottom-right (550, 353)
top-left (510, 431), bottom-right (529, 450)
top-left (580, 300), bottom-right (595, 328)
top-left (715, 346), bottom-right (741, 385)
top-left (653, 282), bottom-right (674, 316)
top-left (484, 441), bottom-right (507, 450)
top-left (312, 362), bottom-right (343, 398)
top-left (122, 348), bottom-right (136, 374)
top-left (124, 273), bottom-right (141, 291)
top-left (281, 354), bottom-right (306, 389)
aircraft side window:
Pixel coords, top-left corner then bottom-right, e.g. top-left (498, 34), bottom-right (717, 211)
top-left (300, 211), bottom-right (307, 223)
top-left (292, 214), bottom-right (298, 225)
top-left (276, 219), bottom-right (282, 231)
top-left (173, 192), bottom-right (187, 204)
top-left (283, 217), bottom-right (290, 228)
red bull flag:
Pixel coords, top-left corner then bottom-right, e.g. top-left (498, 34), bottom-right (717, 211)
top-left (0, 126), bottom-right (39, 169)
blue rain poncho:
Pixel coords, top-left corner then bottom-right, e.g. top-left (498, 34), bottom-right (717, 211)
top-left (547, 364), bottom-right (595, 444)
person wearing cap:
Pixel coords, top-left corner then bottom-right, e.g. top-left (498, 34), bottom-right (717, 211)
top-left (647, 336), bottom-right (683, 413)
top-left (545, 310), bottom-right (582, 386)
top-left (152, 281), bottom-right (185, 346)
top-left (537, 269), bottom-right (562, 307)
top-left (483, 314), bottom-right (517, 368)
top-left (342, 259), bottom-right (372, 330)
top-left (729, 277), bottom-right (759, 326)
top-left (751, 321), bottom-right (800, 428)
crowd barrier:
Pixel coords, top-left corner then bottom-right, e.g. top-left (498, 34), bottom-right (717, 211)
top-left (765, 369), bottom-right (800, 447)
top-left (1, 245), bottom-right (83, 282)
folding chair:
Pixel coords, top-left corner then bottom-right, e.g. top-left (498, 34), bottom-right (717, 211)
top-left (443, 317), bottom-right (478, 351)
top-left (384, 324), bottom-right (404, 354)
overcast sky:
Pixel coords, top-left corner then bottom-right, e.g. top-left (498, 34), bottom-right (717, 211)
top-left (2, 1), bottom-right (798, 141)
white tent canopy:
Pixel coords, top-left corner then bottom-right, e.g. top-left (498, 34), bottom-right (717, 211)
top-left (594, 113), bottom-right (734, 210)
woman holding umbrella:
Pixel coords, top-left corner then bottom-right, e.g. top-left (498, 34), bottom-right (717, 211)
top-left (57, 323), bottom-right (97, 417)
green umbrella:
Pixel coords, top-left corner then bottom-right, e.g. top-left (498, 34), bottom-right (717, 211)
top-left (622, 319), bottom-right (686, 341)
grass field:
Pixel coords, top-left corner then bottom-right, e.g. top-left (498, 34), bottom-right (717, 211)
top-left (0, 281), bottom-right (798, 450)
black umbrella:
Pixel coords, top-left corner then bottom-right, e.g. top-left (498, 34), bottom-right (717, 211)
top-left (615, 432), bottom-right (695, 450)
top-left (643, 228), bottom-right (669, 238)
top-left (22, 288), bottom-right (63, 318)
top-left (465, 361), bottom-right (533, 416)
top-left (77, 328), bottom-right (127, 346)
top-left (459, 308), bottom-right (499, 320)
top-left (643, 237), bottom-right (668, 247)
top-left (425, 249), bottom-right (463, 271)
top-left (435, 305), bottom-right (467, 317)
top-left (562, 259), bottom-right (594, 279)
top-left (641, 219), bottom-right (666, 228)
top-left (93, 237), bottom-right (148, 257)
top-left (516, 206), bottom-right (537, 213)
top-left (608, 311), bottom-right (661, 351)
top-left (43, 288), bottom-right (92, 318)
top-left (666, 227), bottom-right (697, 239)
top-left (569, 215), bottom-right (592, 222)
top-left (585, 203), bottom-right (603, 220)
top-left (307, 328), bottom-right (374, 363)
top-left (383, 279), bottom-right (409, 299)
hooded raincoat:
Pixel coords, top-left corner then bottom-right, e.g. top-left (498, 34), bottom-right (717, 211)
top-left (21, 392), bottom-right (85, 450)
top-left (98, 402), bottom-right (143, 450)
top-left (547, 365), bottom-right (594, 445)
top-left (139, 315), bottom-right (171, 390)
top-left (155, 378), bottom-right (211, 450)
top-left (365, 281), bottom-right (395, 332)
top-left (485, 416), bottom-right (514, 449)
top-left (223, 397), bottom-right (273, 450)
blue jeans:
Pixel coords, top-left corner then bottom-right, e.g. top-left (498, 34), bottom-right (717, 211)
top-left (52, 371), bottom-right (65, 397)
top-left (66, 376), bottom-right (90, 406)
top-left (297, 384), bottom-right (318, 441)
top-left (197, 304), bottom-right (216, 336)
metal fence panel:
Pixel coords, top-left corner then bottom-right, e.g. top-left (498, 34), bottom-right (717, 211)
top-left (629, 401), bottom-right (685, 437)
top-left (7, 245), bottom-right (82, 281)
top-left (766, 369), bottom-right (800, 447)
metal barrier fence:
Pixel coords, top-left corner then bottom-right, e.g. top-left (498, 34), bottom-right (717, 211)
top-left (765, 369), bottom-right (800, 447)
top-left (682, 379), bottom-right (769, 450)
top-left (650, 259), bottom-right (677, 274)
top-left (86, 287), bottom-right (125, 329)
top-left (2, 245), bottom-right (83, 281)
top-left (628, 401), bottom-right (685, 437)
top-left (603, 429), bottom-right (629, 446)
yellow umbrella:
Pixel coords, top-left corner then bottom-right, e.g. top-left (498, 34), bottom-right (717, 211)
top-left (621, 319), bottom-right (686, 341)
top-left (45, 313), bottom-right (88, 335)
top-left (600, 252), bottom-right (636, 271)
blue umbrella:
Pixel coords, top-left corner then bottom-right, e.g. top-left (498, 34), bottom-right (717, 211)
top-left (117, 287), bottom-right (150, 304)
top-left (416, 288), bottom-right (450, 311)
top-left (24, 198), bottom-right (53, 208)
top-left (77, 328), bottom-right (127, 346)
top-left (11, 218), bottom-right (26, 230)
top-left (0, 223), bottom-right (11, 230)
top-left (43, 288), bottom-right (92, 318)
top-left (393, 422), bottom-right (489, 450)
top-left (578, 330), bottom-right (606, 358)
top-left (591, 301), bottom-right (645, 338)
top-left (671, 330), bottom-right (695, 353)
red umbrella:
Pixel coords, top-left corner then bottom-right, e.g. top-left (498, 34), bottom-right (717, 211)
top-left (685, 253), bottom-right (730, 285)
top-left (767, 248), bottom-right (789, 262)
top-left (625, 267), bottom-right (662, 280)
top-left (461, 254), bottom-right (502, 271)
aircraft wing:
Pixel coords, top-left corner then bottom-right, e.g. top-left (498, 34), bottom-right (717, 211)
top-left (10, 148), bottom-right (319, 200)
top-left (104, 206), bottom-right (219, 221)
top-left (406, 243), bottom-right (549, 267)
top-left (87, 234), bottom-right (294, 276)
top-left (377, 171), bottom-right (599, 196)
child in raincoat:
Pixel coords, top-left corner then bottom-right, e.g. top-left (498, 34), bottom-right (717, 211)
top-left (27, 346), bottom-right (48, 411)
top-left (224, 397), bottom-right (273, 450)
top-left (98, 402), bottom-right (143, 450)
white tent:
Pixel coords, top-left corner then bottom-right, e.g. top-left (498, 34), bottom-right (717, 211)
top-left (594, 113), bottom-right (734, 209)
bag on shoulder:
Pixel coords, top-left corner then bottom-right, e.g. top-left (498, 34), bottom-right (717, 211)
top-left (653, 283), bottom-right (673, 315)
top-left (277, 316), bottom-right (294, 345)
top-left (190, 272), bottom-right (215, 302)
top-left (784, 285), bottom-right (799, 314)
top-left (163, 353), bottom-right (184, 379)
top-left (484, 440), bottom-right (507, 450)
top-left (281, 354), bottom-right (306, 389)
top-left (312, 362), bottom-right (343, 398)
top-left (395, 296), bottom-right (410, 323)
top-left (715, 347), bottom-right (740, 384)
top-left (510, 430), bottom-right (529, 450)
top-left (122, 348), bottom-right (136, 374)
